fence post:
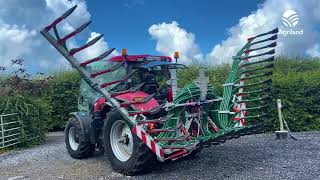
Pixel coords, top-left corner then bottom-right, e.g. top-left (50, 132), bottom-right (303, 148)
top-left (1, 115), bottom-right (4, 148)
top-left (38, 117), bottom-right (41, 143)
top-left (19, 113), bottom-right (25, 144)
top-left (275, 99), bottom-right (288, 139)
top-left (277, 99), bottom-right (284, 131)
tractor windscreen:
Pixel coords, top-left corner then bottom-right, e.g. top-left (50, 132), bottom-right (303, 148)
top-left (78, 60), bottom-right (126, 112)
top-left (139, 61), bottom-right (186, 86)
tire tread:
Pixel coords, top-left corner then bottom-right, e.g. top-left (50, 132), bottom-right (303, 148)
top-left (65, 117), bottom-right (95, 159)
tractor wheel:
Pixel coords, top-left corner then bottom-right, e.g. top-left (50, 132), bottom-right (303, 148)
top-left (65, 117), bottom-right (95, 159)
top-left (103, 110), bottom-right (156, 175)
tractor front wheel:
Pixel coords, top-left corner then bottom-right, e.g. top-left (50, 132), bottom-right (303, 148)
top-left (65, 117), bottom-right (95, 159)
top-left (103, 110), bottom-right (156, 175)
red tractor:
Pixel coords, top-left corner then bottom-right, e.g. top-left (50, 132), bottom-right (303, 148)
top-left (41, 5), bottom-right (278, 175)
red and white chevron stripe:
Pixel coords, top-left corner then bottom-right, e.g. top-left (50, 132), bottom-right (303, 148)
top-left (233, 74), bottom-right (247, 127)
top-left (132, 125), bottom-right (165, 161)
top-left (233, 102), bottom-right (246, 126)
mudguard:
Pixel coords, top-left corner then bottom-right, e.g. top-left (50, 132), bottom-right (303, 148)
top-left (114, 91), bottom-right (159, 111)
top-left (69, 112), bottom-right (93, 142)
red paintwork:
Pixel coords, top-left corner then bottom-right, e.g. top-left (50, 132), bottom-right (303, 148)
top-left (93, 97), bottom-right (106, 112)
top-left (109, 55), bottom-right (172, 62)
top-left (168, 150), bottom-right (186, 160)
top-left (114, 91), bottom-right (159, 111)
top-left (166, 86), bottom-right (173, 102)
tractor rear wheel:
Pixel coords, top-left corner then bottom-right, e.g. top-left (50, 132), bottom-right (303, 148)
top-left (103, 110), bottom-right (156, 175)
top-left (65, 117), bottom-right (95, 159)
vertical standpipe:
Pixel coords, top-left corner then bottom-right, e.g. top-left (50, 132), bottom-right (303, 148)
top-left (171, 53), bottom-right (180, 100)
top-left (197, 70), bottom-right (209, 101)
top-left (170, 68), bottom-right (178, 100)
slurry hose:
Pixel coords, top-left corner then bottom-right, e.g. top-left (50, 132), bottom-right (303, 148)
top-left (156, 83), bottom-right (200, 146)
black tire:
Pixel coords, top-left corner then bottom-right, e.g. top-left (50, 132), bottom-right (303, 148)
top-left (103, 110), bottom-right (157, 175)
top-left (65, 117), bottom-right (95, 159)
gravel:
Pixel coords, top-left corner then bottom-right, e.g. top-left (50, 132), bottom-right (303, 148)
top-left (1, 131), bottom-right (320, 179)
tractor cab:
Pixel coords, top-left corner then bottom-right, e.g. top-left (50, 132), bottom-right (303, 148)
top-left (78, 50), bottom-right (185, 115)
top-left (128, 58), bottom-right (186, 101)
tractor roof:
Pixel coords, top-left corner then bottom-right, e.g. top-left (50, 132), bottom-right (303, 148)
top-left (141, 60), bottom-right (187, 69)
top-left (109, 55), bottom-right (172, 62)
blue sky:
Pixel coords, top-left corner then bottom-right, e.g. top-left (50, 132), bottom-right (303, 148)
top-left (87, 0), bottom-right (264, 55)
top-left (0, 0), bottom-right (319, 73)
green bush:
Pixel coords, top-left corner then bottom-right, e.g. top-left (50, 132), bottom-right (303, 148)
top-left (0, 95), bottom-right (50, 147)
top-left (272, 65), bottom-right (320, 131)
top-left (0, 60), bottom-right (79, 150)
top-left (43, 71), bottom-right (80, 130)
top-left (0, 66), bottom-right (79, 135)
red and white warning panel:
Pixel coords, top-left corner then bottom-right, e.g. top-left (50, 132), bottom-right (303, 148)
top-left (132, 125), bottom-right (165, 161)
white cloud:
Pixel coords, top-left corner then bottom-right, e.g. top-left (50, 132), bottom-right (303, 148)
top-left (0, 0), bottom-right (111, 73)
top-left (45, 0), bottom-right (91, 26)
top-left (148, 21), bottom-right (202, 64)
top-left (306, 44), bottom-right (320, 57)
top-left (39, 59), bottom-right (50, 69)
top-left (148, 1), bottom-right (320, 65)
top-left (0, 23), bottom-right (37, 67)
top-left (76, 32), bottom-right (118, 61)
top-left (206, 0), bottom-right (320, 64)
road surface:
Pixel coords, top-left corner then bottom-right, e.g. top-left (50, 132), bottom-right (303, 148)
top-left (1, 132), bottom-right (320, 179)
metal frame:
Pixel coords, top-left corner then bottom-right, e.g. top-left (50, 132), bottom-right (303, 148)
top-left (0, 113), bottom-right (21, 149)
top-left (0, 113), bottom-right (41, 149)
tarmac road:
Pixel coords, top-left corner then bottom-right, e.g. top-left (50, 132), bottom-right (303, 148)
top-left (1, 131), bottom-right (320, 180)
